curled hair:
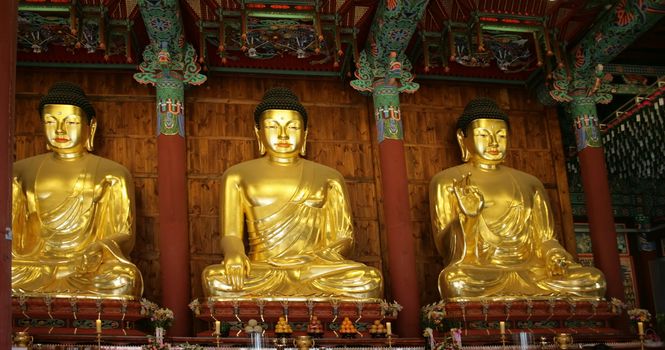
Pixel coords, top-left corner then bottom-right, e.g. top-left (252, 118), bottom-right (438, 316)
top-left (254, 87), bottom-right (308, 128)
top-left (456, 97), bottom-right (509, 135)
top-left (39, 82), bottom-right (95, 121)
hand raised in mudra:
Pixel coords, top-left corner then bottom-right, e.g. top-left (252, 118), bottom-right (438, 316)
top-left (450, 173), bottom-right (484, 217)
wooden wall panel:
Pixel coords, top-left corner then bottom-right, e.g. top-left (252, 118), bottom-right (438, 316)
top-left (307, 142), bottom-right (374, 178)
top-left (307, 107), bottom-right (370, 139)
top-left (408, 183), bottom-right (431, 221)
top-left (546, 109), bottom-right (577, 254)
top-left (187, 138), bottom-right (256, 174)
top-left (351, 220), bottom-right (382, 263)
top-left (13, 68), bottom-right (573, 322)
top-left (134, 177), bottom-right (159, 216)
top-left (186, 102), bottom-right (256, 138)
top-left (14, 98), bottom-right (43, 135)
top-left (347, 182), bottom-right (379, 219)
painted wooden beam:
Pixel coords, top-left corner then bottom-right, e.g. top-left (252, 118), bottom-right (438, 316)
top-left (570, 0), bottom-right (665, 76)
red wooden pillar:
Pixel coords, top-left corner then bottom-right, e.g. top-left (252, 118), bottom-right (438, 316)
top-left (156, 136), bottom-right (191, 336)
top-left (134, 0), bottom-right (205, 329)
top-left (0, 0), bottom-right (17, 347)
top-left (571, 96), bottom-right (625, 301)
top-left (154, 75), bottom-right (191, 336)
top-left (135, 0), bottom-right (206, 334)
top-left (372, 83), bottom-right (421, 338)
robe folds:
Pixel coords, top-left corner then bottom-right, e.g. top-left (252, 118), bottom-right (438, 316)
top-left (12, 153), bottom-right (143, 299)
top-left (203, 159), bottom-right (382, 299)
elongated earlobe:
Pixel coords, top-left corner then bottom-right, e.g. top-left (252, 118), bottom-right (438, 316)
top-left (300, 129), bottom-right (308, 156)
top-left (254, 127), bottom-right (266, 155)
top-left (456, 129), bottom-right (470, 162)
top-left (85, 119), bottom-right (98, 152)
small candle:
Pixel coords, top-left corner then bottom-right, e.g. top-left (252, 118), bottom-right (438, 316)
top-left (96, 319), bottom-right (102, 334)
top-left (386, 322), bottom-right (392, 335)
top-left (215, 320), bottom-right (221, 335)
top-left (499, 321), bottom-right (506, 334)
top-left (638, 321), bottom-right (644, 335)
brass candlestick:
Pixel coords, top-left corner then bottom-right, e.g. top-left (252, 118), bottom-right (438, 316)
top-left (639, 333), bottom-right (645, 350)
top-left (13, 331), bottom-right (34, 348)
top-left (274, 335), bottom-right (289, 350)
top-left (386, 322), bottom-right (393, 349)
top-left (500, 320), bottom-right (506, 349)
top-left (553, 333), bottom-right (574, 350)
top-left (213, 320), bottom-right (222, 349)
top-left (211, 329), bottom-right (220, 349)
top-left (96, 318), bottom-right (102, 350)
top-left (539, 336), bottom-right (548, 350)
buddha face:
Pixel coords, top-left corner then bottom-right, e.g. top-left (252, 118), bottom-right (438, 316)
top-left (458, 118), bottom-right (508, 165)
top-left (42, 104), bottom-right (95, 156)
top-left (256, 109), bottom-right (307, 159)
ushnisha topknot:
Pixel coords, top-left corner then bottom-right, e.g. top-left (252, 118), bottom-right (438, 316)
top-left (39, 82), bottom-right (96, 121)
top-left (456, 97), bottom-right (509, 135)
top-left (261, 87), bottom-right (299, 101)
top-left (254, 87), bottom-right (308, 128)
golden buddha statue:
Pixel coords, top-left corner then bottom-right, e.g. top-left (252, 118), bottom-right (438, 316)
top-left (429, 98), bottom-right (606, 300)
top-left (202, 88), bottom-right (383, 300)
top-left (11, 82), bottom-right (143, 299)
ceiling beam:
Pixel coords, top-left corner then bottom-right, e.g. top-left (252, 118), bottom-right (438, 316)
top-left (362, 0), bottom-right (429, 65)
top-left (570, 0), bottom-right (665, 76)
top-left (138, 0), bottom-right (185, 53)
top-left (603, 63), bottom-right (665, 77)
top-left (134, 0), bottom-right (206, 88)
top-left (350, 0), bottom-right (429, 91)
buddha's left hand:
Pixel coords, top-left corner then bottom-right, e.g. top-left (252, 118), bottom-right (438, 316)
top-left (316, 247), bottom-right (345, 261)
top-left (316, 238), bottom-right (351, 260)
top-left (546, 248), bottom-right (573, 277)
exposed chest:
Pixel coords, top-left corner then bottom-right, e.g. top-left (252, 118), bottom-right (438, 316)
top-left (242, 167), bottom-right (328, 208)
top-left (32, 157), bottom-right (96, 209)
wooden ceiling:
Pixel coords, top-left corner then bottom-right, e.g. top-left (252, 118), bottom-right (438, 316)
top-left (17, 0), bottom-right (640, 83)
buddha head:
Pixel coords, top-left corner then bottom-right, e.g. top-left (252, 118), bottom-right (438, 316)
top-left (253, 87), bottom-right (308, 159)
top-left (456, 97), bottom-right (510, 166)
top-left (38, 82), bottom-right (97, 156)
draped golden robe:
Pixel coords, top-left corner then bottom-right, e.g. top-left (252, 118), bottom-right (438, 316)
top-left (203, 159), bottom-right (382, 299)
top-left (430, 164), bottom-right (606, 300)
top-left (12, 153), bottom-right (143, 299)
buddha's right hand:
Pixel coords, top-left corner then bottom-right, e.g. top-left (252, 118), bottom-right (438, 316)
top-left (224, 253), bottom-right (251, 290)
top-left (450, 173), bottom-right (484, 217)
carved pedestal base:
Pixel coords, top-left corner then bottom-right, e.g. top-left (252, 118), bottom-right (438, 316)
top-left (192, 299), bottom-right (398, 338)
top-left (11, 296), bottom-right (147, 341)
top-left (423, 299), bottom-right (629, 345)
